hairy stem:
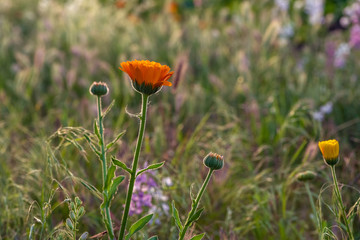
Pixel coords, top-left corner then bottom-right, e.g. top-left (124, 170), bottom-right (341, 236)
top-left (118, 94), bottom-right (149, 240)
top-left (179, 169), bottom-right (214, 240)
top-left (330, 166), bottom-right (353, 240)
top-left (97, 96), bottom-right (115, 239)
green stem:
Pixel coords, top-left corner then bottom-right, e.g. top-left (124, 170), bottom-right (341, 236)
top-left (330, 166), bottom-right (353, 240)
top-left (118, 94), bottom-right (149, 240)
top-left (97, 96), bottom-right (115, 239)
top-left (178, 169), bottom-right (214, 240)
top-left (73, 220), bottom-right (77, 240)
top-left (305, 183), bottom-right (321, 239)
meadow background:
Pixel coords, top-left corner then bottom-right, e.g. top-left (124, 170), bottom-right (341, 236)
top-left (1, 0), bottom-right (360, 239)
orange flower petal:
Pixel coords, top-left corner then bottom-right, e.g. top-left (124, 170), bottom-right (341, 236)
top-left (162, 81), bottom-right (172, 86)
top-left (119, 60), bottom-right (174, 92)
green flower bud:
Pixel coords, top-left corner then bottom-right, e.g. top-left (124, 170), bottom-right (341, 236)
top-left (70, 202), bottom-right (75, 211)
top-left (296, 171), bottom-right (316, 182)
top-left (78, 206), bottom-right (85, 217)
top-left (70, 210), bottom-right (76, 220)
top-left (203, 152), bottom-right (224, 170)
top-left (89, 82), bottom-right (109, 97)
top-left (75, 197), bottom-right (82, 206)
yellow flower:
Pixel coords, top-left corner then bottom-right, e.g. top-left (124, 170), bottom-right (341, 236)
top-left (119, 60), bottom-right (174, 95)
top-left (318, 139), bottom-right (339, 166)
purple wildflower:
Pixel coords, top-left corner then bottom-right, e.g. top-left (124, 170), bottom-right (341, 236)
top-left (313, 102), bottom-right (333, 122)
top-left (350, 24), bottom-right (360, 49)
top-left (334, 43), bottom-right (350, 68)
top-left (128, 173), bottom-right (157, 216)
top-left (127, 170), bottom-right (172, 226)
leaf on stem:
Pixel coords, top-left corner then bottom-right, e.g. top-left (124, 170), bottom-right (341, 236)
top-left (172, 201), bottom-right (183, 231)
top-left (190, 233), bottom-right (205, 240)
top-left (136, 162), bottom-right (164, 177)
top-left (102, 100), bottom-right (115, 118)
top-left (108, 175), bottom-right (125, 201)
top-left (188, 207), bottom-right (204, 225)
top-left (106, 130), bottom-right (126, 151)
top-left (105, 164), bottom-right (116, 190)
top-left (78, 179), bottom-right (102, 200)
top-left (93, 120), bottom-right (101, 141)
top-left (125, 106), bottom-right (141, 119)
top-left (125, 214), bottom-right (154, 240)
top-left (111, 156), bottom-right (132, 174)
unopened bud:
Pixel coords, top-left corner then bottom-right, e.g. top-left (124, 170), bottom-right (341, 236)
top-left (203, 152), bottom-right (224, 170)
top-left (296, 171), bottom-right (316, 182)
top-left (89, 82), bottom-right (109, 97)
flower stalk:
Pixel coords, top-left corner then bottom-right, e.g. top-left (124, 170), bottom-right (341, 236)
top-left (97, 96), bottom-right (115, 239)
top-left (118, 94), bottom-right (149, 240)
top-left (318, 139), bottom-right (353, 239)
top-left (178, 169), bottom-right (214, 240)
top-left (330, 165), bottom-right (353, 240)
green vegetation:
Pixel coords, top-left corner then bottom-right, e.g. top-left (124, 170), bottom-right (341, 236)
top-left (1, 0), bottom-right (360, 239)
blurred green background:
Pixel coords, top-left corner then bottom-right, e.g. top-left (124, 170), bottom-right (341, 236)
top-left (1, 0), bottom-right (360, 239)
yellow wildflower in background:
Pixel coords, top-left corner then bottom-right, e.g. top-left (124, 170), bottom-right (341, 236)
top-left (318, 139), bottom-right (339, 166)
top-left (119, 60), bottom-right (174, 95)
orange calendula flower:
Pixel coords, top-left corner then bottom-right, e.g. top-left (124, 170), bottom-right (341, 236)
top-left (119, 60), bottom-right (174, 95)
top-left (318, 139), bottom-right (339, 166)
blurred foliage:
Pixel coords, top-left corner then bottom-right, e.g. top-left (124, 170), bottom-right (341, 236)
top-left (1, 0), bottom-right (360, 239)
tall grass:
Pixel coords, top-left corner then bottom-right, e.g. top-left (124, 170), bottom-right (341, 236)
top-left (1, 0), bottom-right (360, 239)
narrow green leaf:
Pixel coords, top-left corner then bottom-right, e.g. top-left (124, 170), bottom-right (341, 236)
top-left (79, 179), bottom-right (102, 200)
top-left (147, 236), bottom-right (158, 240)
top-left (93, 120), bottom-right (101, 141)
top-left (111, 156), bottom-right (132, 174)
top-left (136, 162), bottom-right (164, 177)
top-left (125, 214), bottom-right (153, 240)
top-left (172, 201), bottom-right (183, 231)
top-left (105, 165), bottom-right (116, 190)
top-left (190, 233), bottom-right (205, 240)
top-left (108, 175), bottom-right (125, 200)
top-left (106, 130), bottom-right (126, 151)
top-left (188, 207), bottom-right (204, 225)
top-left (102, 100), bottom-right (115, 118)
top-left (84, 134), bottom-right (100, 156)
top-left (100, 198), bottom-right (107, 210)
